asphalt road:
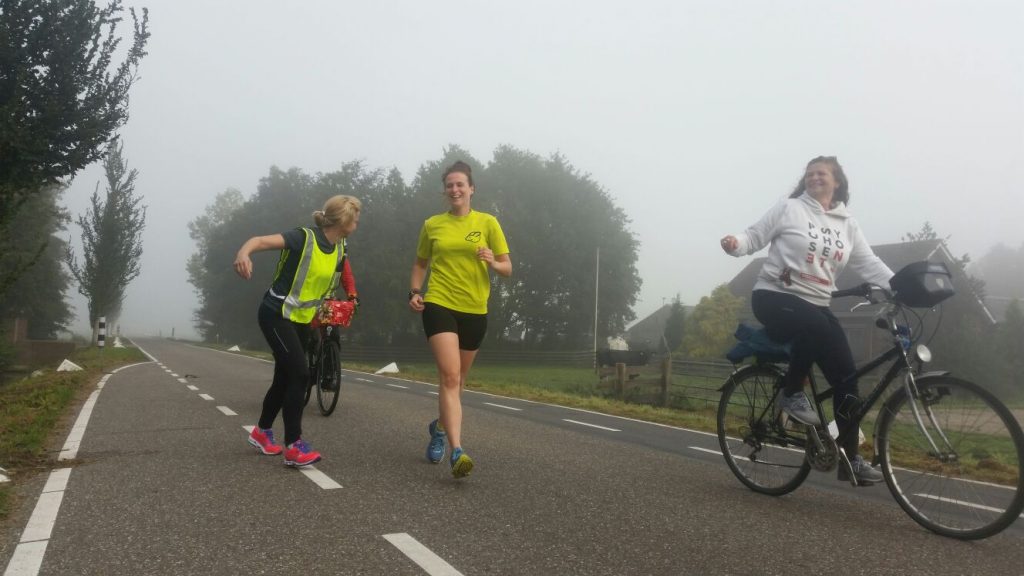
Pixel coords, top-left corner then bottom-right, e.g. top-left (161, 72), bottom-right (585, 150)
top-left (3, 338), bottom-right (1024, 575)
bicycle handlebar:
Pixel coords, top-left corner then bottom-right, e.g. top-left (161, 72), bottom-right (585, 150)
top-left (830, 282), bottom-right (874, 300)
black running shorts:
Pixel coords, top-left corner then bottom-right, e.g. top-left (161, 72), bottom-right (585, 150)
top-left (422, 302), bottom-right (488, 351)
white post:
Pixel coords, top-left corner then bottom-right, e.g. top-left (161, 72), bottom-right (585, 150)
top-left (97, 316), bottom-right (106, 349)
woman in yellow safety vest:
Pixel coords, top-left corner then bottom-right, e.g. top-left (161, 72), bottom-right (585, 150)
top-left (234, 195), bottom-right (361, 467)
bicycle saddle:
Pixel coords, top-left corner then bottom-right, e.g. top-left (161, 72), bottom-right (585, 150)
top-left (725, 322), bottom-right (792, 364)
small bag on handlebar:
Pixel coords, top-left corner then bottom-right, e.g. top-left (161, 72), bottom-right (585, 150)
top-left (317, 299), bottom-right (355, 327)
top-left (889, 261), bottom-right (955, 308)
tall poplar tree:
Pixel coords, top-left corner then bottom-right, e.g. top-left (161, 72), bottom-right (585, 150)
top-left (66, 141), bottom-right (146, 341)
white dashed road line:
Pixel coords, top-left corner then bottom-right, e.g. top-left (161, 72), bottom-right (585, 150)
top-left (690, 446), bottom-right (722, 456)
top-left (217, 406), bottom-right (237, 416)
top-left (199, 393), bottom-right (214, 401)
top-left (177, 378), bottom-right (188, 383)
top-left (383, 533), bottom-right (463, 576)
top-left (483, 402), bottom-right (522, 411)
top-left (563, 419), bottom-right (621, 432)
top-left (386, 383), bottom-right (409, 389)
top-left (355, 377), bottom-right (374, 383)
top-left (187, 385), bottom-right (199, 391)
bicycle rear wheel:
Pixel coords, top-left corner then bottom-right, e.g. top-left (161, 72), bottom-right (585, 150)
top-left (316, 339), bottom-right (341, 416)
top-left (877, 375), bottom-right (1024, 539)
top-left (717, 364), bottom-right (811, 495)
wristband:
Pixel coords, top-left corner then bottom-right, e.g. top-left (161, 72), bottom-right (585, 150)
top-left (408, 289), bottom-right (421, 301)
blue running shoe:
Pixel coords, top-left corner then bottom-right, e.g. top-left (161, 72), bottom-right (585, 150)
top-left (426, 419), bottom-right (446, 464)
top-left (450, 447), bottom-right (474, 478)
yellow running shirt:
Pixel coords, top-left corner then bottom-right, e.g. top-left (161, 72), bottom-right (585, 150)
top-left (416, 210), bottom-right (510, 314)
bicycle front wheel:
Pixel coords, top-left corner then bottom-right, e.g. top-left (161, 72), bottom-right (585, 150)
top-left (877, 375), bottom-right (1024, 539)
top-left (316, 339), bottom-right (341, 416)
top-left (717, 364), bottom-right (811, 495)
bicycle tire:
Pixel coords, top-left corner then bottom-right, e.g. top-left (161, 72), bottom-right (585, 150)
top-left (877, 375), bottom-right (1024, 539)
top-left (316, 339), bottom-right (341, 416)
top-left (718, 364), bottom-right (811, 495)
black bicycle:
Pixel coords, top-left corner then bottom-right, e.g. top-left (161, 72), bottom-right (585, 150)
top-left (716, 261), bottom-right (1024, 540)
top-left (304, 302), bottom-right (346, 416)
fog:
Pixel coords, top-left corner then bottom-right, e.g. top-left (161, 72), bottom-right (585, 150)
top-left (61, 0), bottom-right (1024, 340)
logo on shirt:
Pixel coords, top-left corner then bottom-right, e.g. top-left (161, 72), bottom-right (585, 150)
top-left (465, 231), bottom-right (482, 243)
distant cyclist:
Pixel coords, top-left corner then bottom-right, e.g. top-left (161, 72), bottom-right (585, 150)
top-left (720, 156), bottom-right (892, 484)
top-left (408, 160), bottom-right (511, 478)
top-left (234, 195), bottom-right (360, 467)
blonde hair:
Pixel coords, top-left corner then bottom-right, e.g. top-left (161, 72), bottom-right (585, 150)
top-left (313, 195), bottom-right (361, 229)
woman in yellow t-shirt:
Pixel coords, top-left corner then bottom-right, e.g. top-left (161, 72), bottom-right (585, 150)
top-left (408, 160), bottom-right (511, 478)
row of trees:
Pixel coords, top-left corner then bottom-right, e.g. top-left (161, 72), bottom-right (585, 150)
top-left (1, 1), bottom-right (150, 369)
top-left (188, 146), bottom-right (642, 350)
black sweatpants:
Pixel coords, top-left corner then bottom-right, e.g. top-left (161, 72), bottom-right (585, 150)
top-left (751, 289), bottom-right (861, 456)
top-left (257, 302), bottom-right (312, 446)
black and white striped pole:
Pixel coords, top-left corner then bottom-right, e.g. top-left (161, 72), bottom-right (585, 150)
top-left (97, 316), bottom-right (106, 349)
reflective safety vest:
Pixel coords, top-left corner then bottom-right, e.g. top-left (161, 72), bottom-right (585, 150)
top-left (274, 228), bottom-right (345, 323)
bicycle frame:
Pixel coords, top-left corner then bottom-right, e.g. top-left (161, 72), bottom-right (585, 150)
top-left (803, 302), bottom-right (952, 466)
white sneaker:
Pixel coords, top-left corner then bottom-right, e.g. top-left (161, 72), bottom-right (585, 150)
top-left (778, 391), bottom-right (821, 426)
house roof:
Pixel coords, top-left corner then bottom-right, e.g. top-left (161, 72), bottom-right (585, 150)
top-left (726, 239), bottom-right (996, 323)
top-left (625, 303), bottom-right (694, 349)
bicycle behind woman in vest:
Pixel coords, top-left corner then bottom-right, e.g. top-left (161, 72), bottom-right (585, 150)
top-left (233, 195), bottom-right (361, 467)
top-left (720, 156), bottom-right (892, 485)
top-left (409, 161), bottom-right (511, 478)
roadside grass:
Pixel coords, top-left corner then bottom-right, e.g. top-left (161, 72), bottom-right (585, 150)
top-left (344, 361), bottom-right (721, 432)
top-left (0, 346), bottom-right (147, 522)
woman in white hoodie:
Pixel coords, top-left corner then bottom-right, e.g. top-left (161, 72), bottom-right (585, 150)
top-left (720, 156), bottom-right (893, 485)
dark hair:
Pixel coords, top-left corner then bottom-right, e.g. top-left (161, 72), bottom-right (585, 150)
top-left (442, 160), bottom-right (474, 187)
top-left (789, 156), bottom-right (850, 206)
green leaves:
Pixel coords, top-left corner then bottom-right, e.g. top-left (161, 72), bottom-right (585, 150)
top-left (188, 146), bottom-right (643, 350)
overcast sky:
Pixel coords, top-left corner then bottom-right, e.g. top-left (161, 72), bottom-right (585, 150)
top-left (61, 0), bottom-right (1023, 340)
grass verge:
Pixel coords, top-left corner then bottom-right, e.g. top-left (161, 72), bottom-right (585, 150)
top-left (0, 346), bottom-right (147, 522)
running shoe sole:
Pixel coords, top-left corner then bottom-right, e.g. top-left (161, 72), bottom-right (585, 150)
top-left (284, 454), bottom-right (322, 468)
top-left (451, 453), bottom-right (474, 478)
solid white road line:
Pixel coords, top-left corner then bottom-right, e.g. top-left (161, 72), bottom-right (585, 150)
top-left (4, 540), bottom-right (47, 576)
top-left (386, 383), bottom-right (409, 389)
top-left (217, 406), bottom-right (237, 416)
top-left (383, 533), bottom-right (463, 576)
top-left (563, 419), bottom-right (621, 432)
top-left (199, 394), bottom-right (214, 401)
top-left (483, 402), bottom-right (522, 411)
top-left (913, 493), bottom-right (1024, 517)
top-left (3, 466), bottom-right (76, 576)
top-left (58, 389), bottom-right (98, 461)
top-left (187, 385), bottom-right (199, 391)
top-left (20, 491), bottom-right (63, 542)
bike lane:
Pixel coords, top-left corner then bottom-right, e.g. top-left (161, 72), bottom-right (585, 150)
top-left (3, 343), bottom-right (427, 575)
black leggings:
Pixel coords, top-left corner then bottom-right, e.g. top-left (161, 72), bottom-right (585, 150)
top-left (257, 303), bottom-right (312, 446)
top-left (751, 290), bottom-right (861, 456)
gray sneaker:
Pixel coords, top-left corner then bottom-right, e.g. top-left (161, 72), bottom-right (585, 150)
top-left (778, 391), bottom-right (821, 426)
top-left (839, 455), bottom-right (883, 485)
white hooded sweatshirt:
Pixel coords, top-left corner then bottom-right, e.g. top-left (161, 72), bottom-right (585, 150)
top-left (729, 192), bottom-right (893, 307)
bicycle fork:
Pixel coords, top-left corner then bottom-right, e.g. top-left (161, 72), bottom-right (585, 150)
top-left (902, 372), bottom-right (956, 461)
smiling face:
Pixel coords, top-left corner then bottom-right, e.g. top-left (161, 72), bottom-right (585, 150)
top-left (803, 161), bottom-right (838, 206)
top-left (444, 171), bottom-right (474, 214)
